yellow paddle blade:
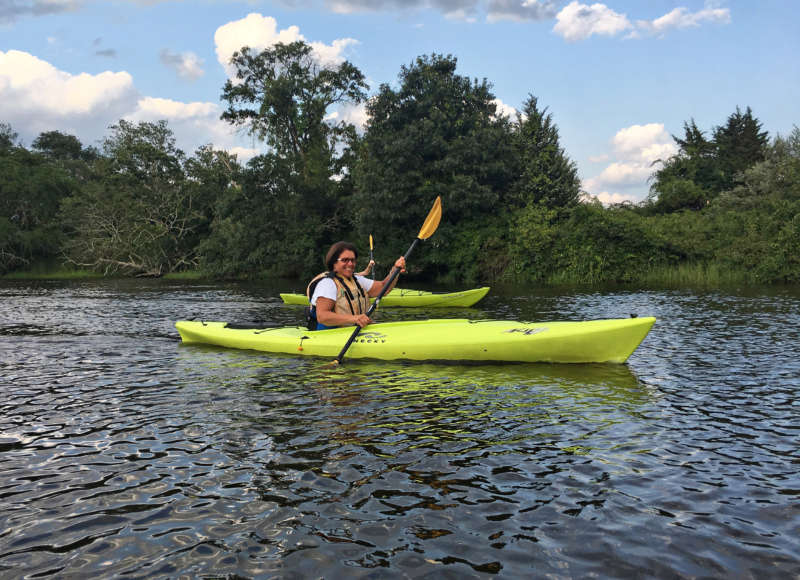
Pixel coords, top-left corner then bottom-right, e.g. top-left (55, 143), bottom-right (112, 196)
top-left (369, 234), bottom-right (373, 250)
top-left (417, 196), bottom-right (442, 240)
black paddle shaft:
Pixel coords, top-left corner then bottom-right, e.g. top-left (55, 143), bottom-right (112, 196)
top-left (333, 238), bottom-right (419, 364)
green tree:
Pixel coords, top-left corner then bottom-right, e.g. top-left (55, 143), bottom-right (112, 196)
top-left (0, 122), bottom-right (18, 149)
top-left (713, 106), bottom-right (769, 191)
top-left (509, 200), bottom-right (681, 284)
top-left (184, 144), bottom-right (242, 251)
top-left (705, 126), bottom-right (800, 281)
top-left (509, 95), bottom-right (581, 209)
top-left (647, 119), bottom-right (717, 213)
top-left (0, 135), bottom-right (75, 273)
top-left (648, 108), bottom-right (770, 214)
top-left (352, 53), bottom-right (514, 281)
top-left (32, 131), bottom-right (83, 160)
top-left (205, 41), bottom-right (369, 277)
top-left (672, 118), bottom-right (721, 191)
top-left (60, 120), bottom-right (213, 276)
top-left (31, 130), bottom-right (99, 183)
top-left (221, 41), bottom-right (367, 168)
top-left (199, 153), bottom-right (302, 278)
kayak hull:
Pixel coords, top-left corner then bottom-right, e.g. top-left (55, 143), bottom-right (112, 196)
top-left (175, 316), bottom-right (655, 364)
top-left (279, 287), bottom-right (490, 308)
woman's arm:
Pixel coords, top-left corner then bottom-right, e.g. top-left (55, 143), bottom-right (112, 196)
top-left (356, 260), bottom-right (375, 277)
top-left (367, 256), bottom-right (406, 298)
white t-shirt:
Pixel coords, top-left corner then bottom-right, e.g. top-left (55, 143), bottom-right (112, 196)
top-left (311, 275), bottom-right (374, 307)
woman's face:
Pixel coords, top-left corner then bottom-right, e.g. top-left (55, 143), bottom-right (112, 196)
top-left (333, 250), bottom-right (357, 278)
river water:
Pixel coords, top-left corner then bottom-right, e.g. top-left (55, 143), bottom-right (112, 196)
top-left (1, 279), bottom-right (798, 578)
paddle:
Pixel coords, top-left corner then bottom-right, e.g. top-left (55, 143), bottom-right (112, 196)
top-left (330, 196), bottom-right (442, 366)
top-left (369, 234), bottom-right (374, 279)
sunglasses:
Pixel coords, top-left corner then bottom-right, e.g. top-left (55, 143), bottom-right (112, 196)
top-left (337, 257), bottom-right (357, 264)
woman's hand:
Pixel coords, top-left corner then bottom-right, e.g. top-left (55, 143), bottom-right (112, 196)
top-left (352, 313), bottom-right (373, 327)
top-left (394, 256), bottom-right (406, 273)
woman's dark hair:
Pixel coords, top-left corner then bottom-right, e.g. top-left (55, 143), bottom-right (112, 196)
top-left (325, 241), bottom-right (358, 271)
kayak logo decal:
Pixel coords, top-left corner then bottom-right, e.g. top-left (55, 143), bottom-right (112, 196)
top-left (504, 327), bottom-right (548, 336)
top-left (357, 331), bottom-right (387, 344)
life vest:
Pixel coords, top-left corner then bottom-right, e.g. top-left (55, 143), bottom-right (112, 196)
top-left (305, 272), bottom-right (369, 329)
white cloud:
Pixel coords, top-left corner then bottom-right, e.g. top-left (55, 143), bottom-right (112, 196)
top-left (582, 122), bottom-right (677, 204)
top-left (585, 160), bottom-right (652, 187)
top-left (331, 102), bottom-right (370, 130)
top-left (0, 50), bottom-right (256, 159)
top-left (638, 4), bottom-right (731, 36)
top-left (553, 2), bottom-right (631, 42)
top-left (159, 49), bottom-right (205, 81)
top-left (323, 101), bottom-right (371, 136)
top-left (129, 96), bottom-right (218, 120)
top-left (125, 97), bottom-right (259, 158)
top-left (226, 146), bottom-right (261, 163)
top-left (0, 50), bottom-right (135, 114)
top-left (308, 38), bottom-right (359, 68)
top-left (214, 13), bottom-right (302, 76)
top-left (588, 191), bottom-right (637, 205)
top-left (214, 13), bottom-right (357, 78)
top-left (611, 123), bottom-right (671, 159)
top-left (0, 49), bottom-right (138, 143)
top-left (554, 2), bottom-right (731, 42)
top-left (492, 98), bottom-right (517, 119)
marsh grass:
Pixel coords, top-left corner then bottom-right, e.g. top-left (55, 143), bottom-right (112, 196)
top-left (3, 265), bottom-right (213, 281)
top-left (163, 270), bottom-right (209, 280)
top-left (525, 261), bottom-right (751, 287)
top-left (1, 262), bottom-right (757, 287)
top-left (2, 267), bottom-right (102, 280)
top-left (639, 262), bottom-right (750, 286)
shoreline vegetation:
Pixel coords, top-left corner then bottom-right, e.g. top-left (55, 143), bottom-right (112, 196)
top-left (3, 48), bottom-right (799, 287)
top-left (1, 261), bottom-right (771, 288)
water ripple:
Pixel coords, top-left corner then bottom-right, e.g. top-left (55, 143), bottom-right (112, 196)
top-left (1, 280), bottom-right (798, 578)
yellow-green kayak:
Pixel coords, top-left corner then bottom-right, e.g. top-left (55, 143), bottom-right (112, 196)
top-left (175, 316), bottom-right (655, 364)
top-left (279, 287), bottom-right (490, 308)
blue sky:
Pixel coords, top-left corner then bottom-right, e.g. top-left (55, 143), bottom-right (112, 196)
top-left (1, 0), bottom-right (798, 203)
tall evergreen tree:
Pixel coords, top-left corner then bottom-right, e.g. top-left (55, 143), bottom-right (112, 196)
top-left (713, 106), bottom-right (769, 191)
top-left (648, 108), bottom-right (769, 213)
top-left (509, 95), bottom-right (581, 209)
top-left (647, 120), bottom-right (717, 212)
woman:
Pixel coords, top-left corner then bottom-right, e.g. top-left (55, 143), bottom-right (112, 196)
top-left (307, 241), bottom-right (406, 330)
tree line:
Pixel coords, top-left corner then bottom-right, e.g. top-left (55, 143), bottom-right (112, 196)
top-left (2, 43), bottom-right (798, 284)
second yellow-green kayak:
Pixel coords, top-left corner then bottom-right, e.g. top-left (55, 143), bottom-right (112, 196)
top-left (279, 286), bottom-right (490, 308)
